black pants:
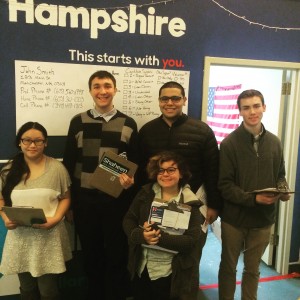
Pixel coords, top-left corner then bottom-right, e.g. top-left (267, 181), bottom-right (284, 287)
top-left (132, 268), bottom-right (180, 300)
top-left (19, 272), bottom-right (60, 299)
top-left (73, 189), bottom-right (131, 300)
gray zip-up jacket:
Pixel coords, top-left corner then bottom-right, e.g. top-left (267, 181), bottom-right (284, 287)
top-left (218, 123), bottom-right (287, 228)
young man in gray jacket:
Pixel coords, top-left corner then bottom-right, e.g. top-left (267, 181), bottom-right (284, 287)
top-left (218, 89), bottom-right (291, 300)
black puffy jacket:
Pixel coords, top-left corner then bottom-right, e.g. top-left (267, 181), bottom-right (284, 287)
top-left (138, 114), bottom-right (222, 210)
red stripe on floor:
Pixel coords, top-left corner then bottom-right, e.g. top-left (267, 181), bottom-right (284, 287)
top-left (199, 272), bottom-right (300, 290)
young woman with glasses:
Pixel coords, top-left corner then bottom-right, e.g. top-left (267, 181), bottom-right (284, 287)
top-left (123, 151), bottom-right (204, 300)
top-left (0, 121), bottom-right (72, 300)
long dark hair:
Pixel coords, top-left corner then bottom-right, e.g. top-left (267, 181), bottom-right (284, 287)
top-left (0, 122), bottom-right (47, 206)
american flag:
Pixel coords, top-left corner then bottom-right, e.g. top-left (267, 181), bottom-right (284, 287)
top-left (207, 84), bottom-right (242, 145)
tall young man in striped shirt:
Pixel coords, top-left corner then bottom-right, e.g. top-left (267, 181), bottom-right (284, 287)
top-left (63, 70), bottom-right (138, 300)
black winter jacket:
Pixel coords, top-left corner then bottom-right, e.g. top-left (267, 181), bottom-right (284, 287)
top-left (138, 114), bottom-right (222, 210)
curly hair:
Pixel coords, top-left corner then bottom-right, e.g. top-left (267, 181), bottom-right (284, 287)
top-left (146, 151), bottom-right (191, 187)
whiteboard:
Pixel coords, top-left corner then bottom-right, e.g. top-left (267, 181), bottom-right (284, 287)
top-left (15, 61), bottom-right (189, 135)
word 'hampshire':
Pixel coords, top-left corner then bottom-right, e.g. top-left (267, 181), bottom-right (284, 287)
top-left (9, 0), bottom-right (187, 39)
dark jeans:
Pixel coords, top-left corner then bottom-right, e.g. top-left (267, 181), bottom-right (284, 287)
top-left (73, 189), bottom-right (131, 300)
top-left (132, 267), bottom-right (178, 300)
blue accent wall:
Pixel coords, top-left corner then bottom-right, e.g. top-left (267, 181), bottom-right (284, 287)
top-left (0, 0), bottom-right (299, 262)
top-left (0, 218), bottom-right (7, 277)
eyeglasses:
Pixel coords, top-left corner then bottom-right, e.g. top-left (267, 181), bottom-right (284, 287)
top-left (159, 96), bottom-right (183, 104)
top-left (21, 138), bottom-right (45, 146)
top-left (158, 167), bottom-right (178, 175)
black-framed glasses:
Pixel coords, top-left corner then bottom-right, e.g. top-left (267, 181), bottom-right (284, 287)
top-left (159, 96), bottom-right (183, 104)
top-left (21, 138), bottom-right (45, 146)
top-left (158, 167), bottom-right (178, 175)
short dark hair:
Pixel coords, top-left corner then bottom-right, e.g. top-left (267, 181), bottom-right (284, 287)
top-left (88, 70), bottom-right (116, 90)
top-left (16, 121), bottom-right (47, 148)
top-left (159, 81), bottom-right (185, 97)
top-left (237, 89), bottom-right (264, 110)
top-left (146, 151), bottom-right (191, 187)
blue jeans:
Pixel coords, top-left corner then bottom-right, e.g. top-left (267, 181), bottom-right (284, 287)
top-left (218, 221), bottom-right (271, 300)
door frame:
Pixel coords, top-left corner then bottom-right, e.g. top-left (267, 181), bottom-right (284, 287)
top-left (202, 56), bottom-right (300, 274)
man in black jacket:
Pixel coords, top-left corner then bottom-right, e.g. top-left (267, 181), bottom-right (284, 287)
top-left (138, 81), bottom-right (222, 266)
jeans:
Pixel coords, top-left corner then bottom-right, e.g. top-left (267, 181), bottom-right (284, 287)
top-left (218, 221), bottom-right (271, 300)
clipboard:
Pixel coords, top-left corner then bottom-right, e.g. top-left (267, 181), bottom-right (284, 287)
top-left (248, 188), bottom-right (295, 195)
top-left (89, 151), bottom-right (138, 198)
top-left (149, 199), bottom-right (191, 230)
top-left (1, 206), bottom-right (47, 227)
